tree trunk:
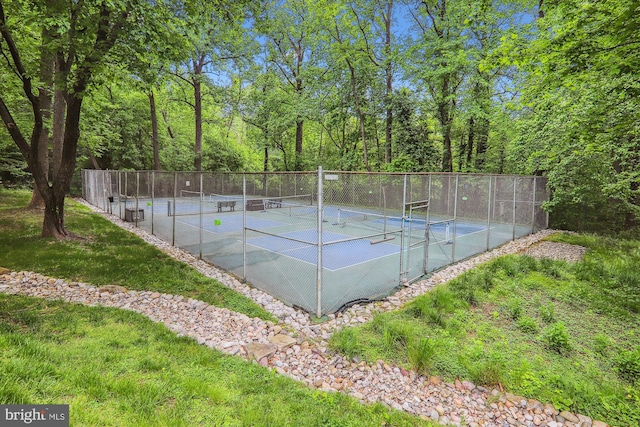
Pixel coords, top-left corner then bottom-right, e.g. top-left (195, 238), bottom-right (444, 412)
top-left (87, 148), bottom-right (101, 170)
top-left (466, 116), bottom-right (475, 169)
top-left (28, 27), bottom-right (55, 210)
top-left (347, 61), bottom-right (370, 172)
top-left (52, 89), bottom-right (65, 179)
top-left (149, 91), bottom-right (161, 170)
top-left (384, 0), bottom-right (393, 164)
top-left (161, 110), bottom-right (175, 140)
top-left (263, 145), bottom-right (269, 172)
top-left (474, 117), bottom-right (489, 170)
top-left (438, 76), bottom-right (454, 172)
top-left (294, 119), bottom-right (304, 170)
top-left (194, 76), bottom-right (202, 171)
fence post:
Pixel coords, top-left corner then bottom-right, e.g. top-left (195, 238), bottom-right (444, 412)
top-left (486, 175), bottom-right (492, 251)
top-left (135, 172), bottom-right (140, 227)
top-left (199, 172), bottom-right (203, 260)
top-left (399, 174), bottom-right (408, 284)
top-left (531, 177), bottom-right (537, 234)
top-left (172, 172), bottom-right (177, 246)
top-left (243, 173), bottom-right (247, 282)
top-left (512, 177), bottom-right (517, 240)
top-left (316, 166), bottom-right (324, 318)
top-left (151, 172), bottom-right (155, 235)
top-left (452, 174), bottom-right (459, 262)
top-left (423, 174), bottom-right (432, 275)
top-left (118, 172), bottom-right (122, 219)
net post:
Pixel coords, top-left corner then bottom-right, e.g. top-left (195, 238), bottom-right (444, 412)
top-left (316, 166), bottom-right (323, 318)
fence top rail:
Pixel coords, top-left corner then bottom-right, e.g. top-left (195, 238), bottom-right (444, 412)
top-left (81, 169), bottom-right (546, 180)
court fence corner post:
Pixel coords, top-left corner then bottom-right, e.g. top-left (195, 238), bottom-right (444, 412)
top-left (316, 166), bottom-right (323, 318)
top-left (242, 173), bottom-right (247, 282)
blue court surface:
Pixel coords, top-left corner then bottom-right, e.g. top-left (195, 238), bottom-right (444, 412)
top-left (388, 218), bottom-right (486, 236)
top-left (176, 215), bottom-right (285, 233)
top-left (247, 230), bottom-right (399, 271)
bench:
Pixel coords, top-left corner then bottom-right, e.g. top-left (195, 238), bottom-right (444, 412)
top-left (217, 200), bottom-right (236, 212)
top-left (246, 199), bottom-right (264, 211)
top-left (265, 198), bottom-right (282, 209)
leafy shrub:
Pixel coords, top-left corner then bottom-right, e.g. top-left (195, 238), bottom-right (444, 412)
top-left (615, 346), bottom-right (640, 384)
top-left (507, 298), bottom-right (523, 320)
top-left (542, 322), bottom-right (572, 354)
top-left (539, 303), bottom-right (555, 323)
top-left (516, 316), bottom-right (538, 334)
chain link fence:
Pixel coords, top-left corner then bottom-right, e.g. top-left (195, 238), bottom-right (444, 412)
top-left (82, 169), bottom-right (548, 316)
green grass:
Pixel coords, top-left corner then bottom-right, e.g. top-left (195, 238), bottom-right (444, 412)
top-left (0, 294), bottom-right (431, 426)
top-left (0, 189), bottom-right (432, 426)
top-left (0, 189), bottom-right (272, 321)
top-left (330, 233), bottom-right (640, 426)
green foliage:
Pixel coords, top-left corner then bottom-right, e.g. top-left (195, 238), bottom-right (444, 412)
top-left (0, 142), bottom-right (30, 187)
top-left (408, 337), bottom-right (437, 373)
top-left (542, 322), bottom-right (572, 355)
top-left (407, 287), bottom-right (459, 326)
top-left (508, 0), bottom-right (640, 231)
top-left (516, 316), bottom-right (538, 334)
top-left (616, 346), bottom-right (640, 384)
top-left (0, 190), bottom-right (272, 321)
top-left (506, 298), bottom-right (523, 320)
top-left (593, 333), bottom-right (613, 357)
top-left (330, 237), bottom-right (640, 425)
top-left (539, 303), bottom-right (556, 324)
top-left (329, 328), bottom-right (363, 361)
top-left (0, 295), bottom-right (430, 427)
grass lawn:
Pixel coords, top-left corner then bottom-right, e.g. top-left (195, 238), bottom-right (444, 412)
top-left (0, 294), bottom-right (431, 426)
top-left (331, 233), bottom-right (640, 426)
top-left (0, 189), bottom-right (272, 321)
top-left (0, 189), bottom-right (432, 426)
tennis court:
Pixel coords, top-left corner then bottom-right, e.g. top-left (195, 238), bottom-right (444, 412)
top-left (82, 169), bottom-right (548, 315)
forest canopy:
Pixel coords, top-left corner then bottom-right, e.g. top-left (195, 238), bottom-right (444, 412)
top-left (1, 0), bottom-right (639, 234)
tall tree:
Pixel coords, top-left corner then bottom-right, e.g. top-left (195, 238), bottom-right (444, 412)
top-left (348, 0), bottom-right (397, 165)
top-left (406, 0), bottom-right (470, 172)
top-left (509, 0), bottom-right (640, 230)
top-left (171, 1), bottom-right (250, 171)
top-left (257, 0), bottom-right (328, 170)
top-left (0, 0), bottom-right (137, 237)
top-left (0, 0), bottom-right (222, 237)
